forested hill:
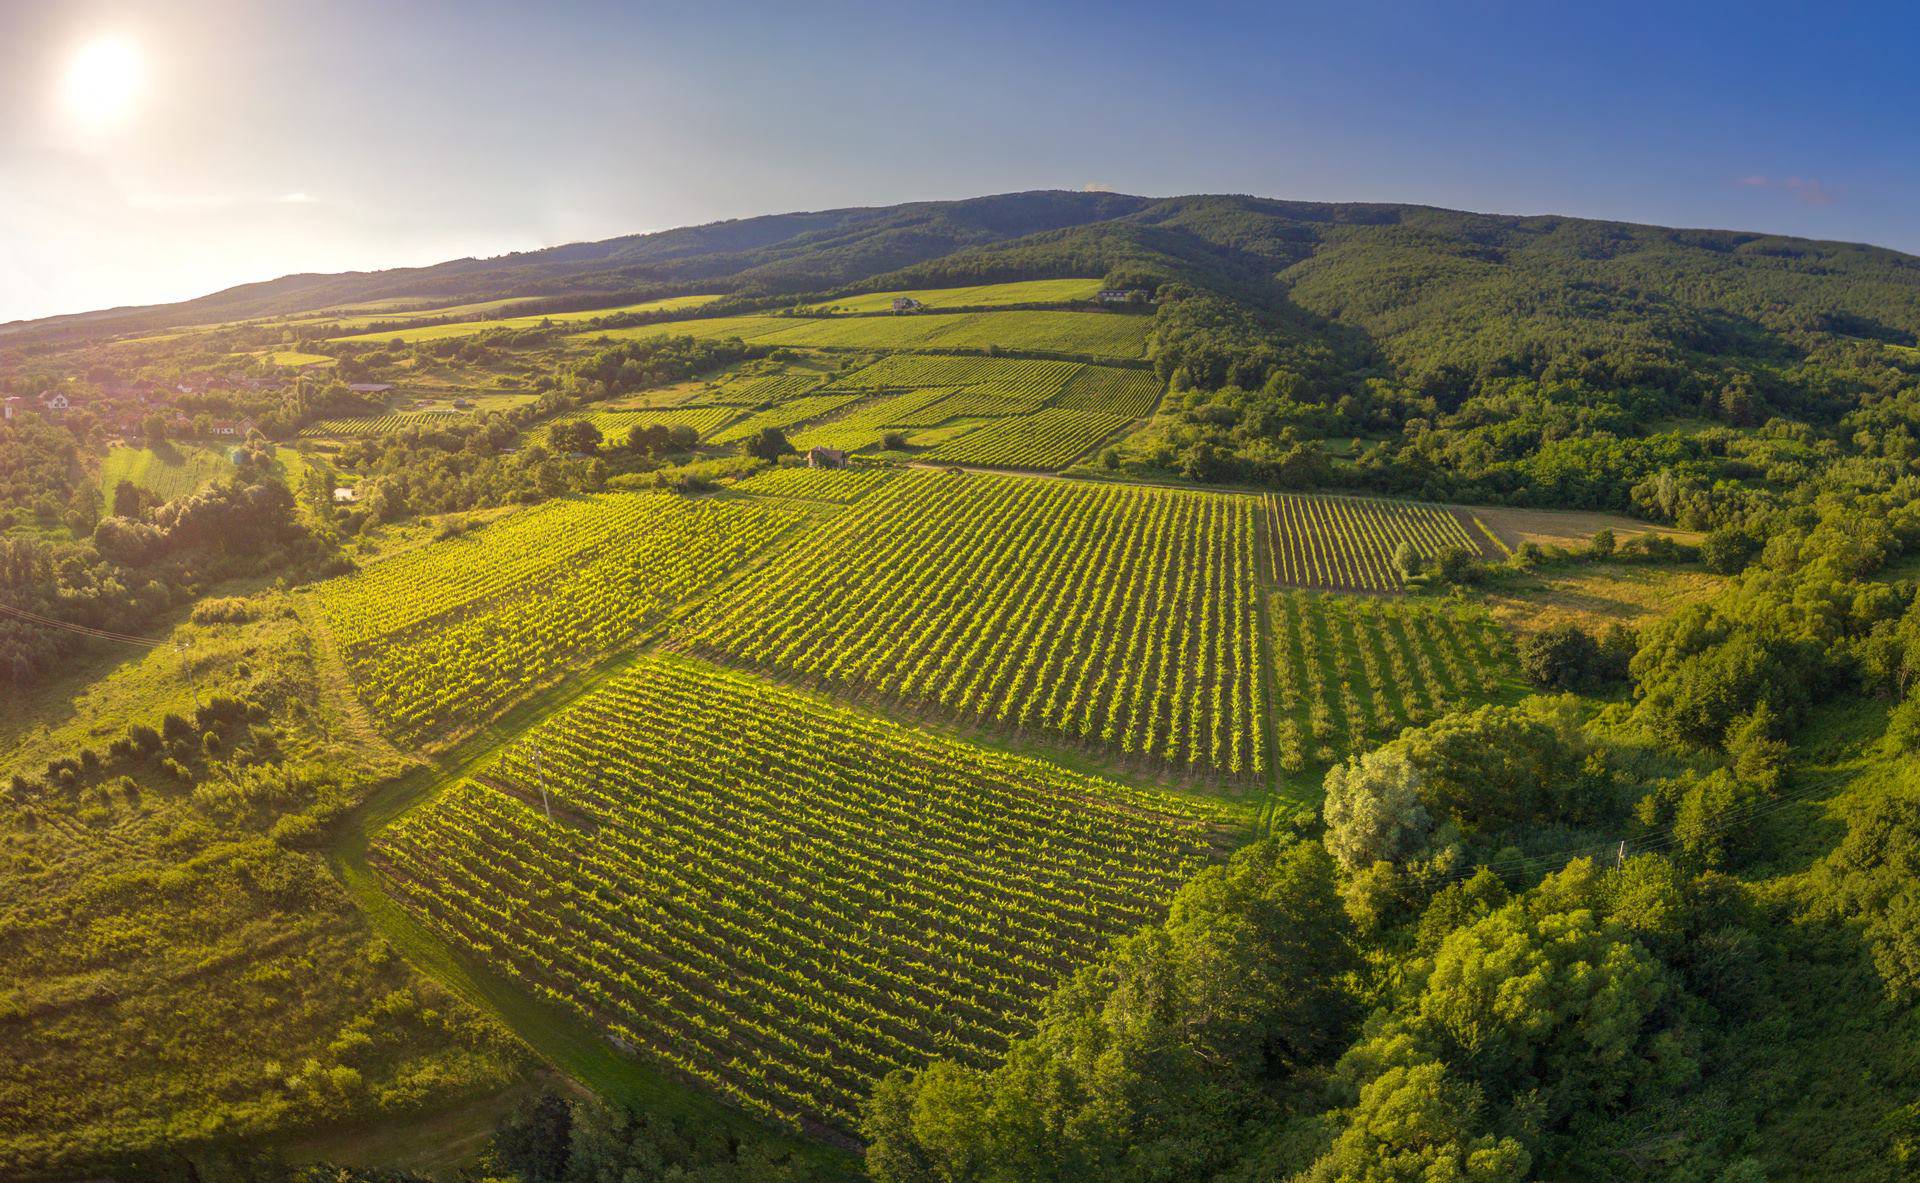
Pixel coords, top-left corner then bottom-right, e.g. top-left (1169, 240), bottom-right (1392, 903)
top-left (15, 190), bottom-right (1920, 371)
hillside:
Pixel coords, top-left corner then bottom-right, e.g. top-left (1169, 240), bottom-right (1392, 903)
top-left (10, 194), bottom-right (1920, 1183)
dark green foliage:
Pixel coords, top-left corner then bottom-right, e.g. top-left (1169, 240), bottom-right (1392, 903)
top-left (1519, 622), bottom-right (1599, 689)
top-left (1701, 526), bottom-right (1762, 574)
top-left (478, 1091), bottom-right (802, 1183)
top-left (549, 419), bottom-right (603, 455)
top-left (745, 426), bottom-right (796, 461)
top-left (863, 837), bottom-right (1357, 1183)
top-left (490, 1090), bottom-right (574, 1182)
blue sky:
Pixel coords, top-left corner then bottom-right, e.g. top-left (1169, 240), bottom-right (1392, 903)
top-left (3, 0), bottom-right (1917, 322)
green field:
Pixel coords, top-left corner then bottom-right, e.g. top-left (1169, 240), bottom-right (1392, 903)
top-left (1269, 590), bottom-right (1518, 772)
top-left (575, 309), bottom-right (1152, 359)
top-left (311, 492), bottom-right (797, 743)
top-left (329, 294), bottom-right (721, 344)
top-left (801, 278), bottom-right (1105, 313)
top-left (370, 654), bottom-right (1230, 1134)
top-left (540, 405), bottom-right (741, 445)
top-left (682, 470), bottom-right (1266, 778)
top-left (97, 444), bottom-right (235, 502)
top-left (707, 395), bottom-right (859, 444)
top-left (300, 410), bottom-right (474, 438)
top-left (1263, 492), bottom-right (1495, 591)
top-left (731, 466), bottom-right (900, 503)
top-left (923, 407), bottom-right (1133, 469)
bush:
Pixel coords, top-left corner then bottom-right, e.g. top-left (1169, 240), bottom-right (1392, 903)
top-left (1700, 526), bottom-right (1761, 574)
top-left (1519, 623), bottom-right (1598, 689)
top-left (190, 597), bottom-right (258, 625)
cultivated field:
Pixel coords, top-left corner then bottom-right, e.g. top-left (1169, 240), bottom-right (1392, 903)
top-left (802, 278), bottom-right (1105, 313)
top-left (730, 466), bottom-right (899, 503)
top-left (541, 405), bottom-right (741, 444)
top-left (922, 407), bottom-right (1133, 469)
top-left (312, 493), bottom-right (796, 742)
top-left (1264, 492), bottom-right (1497, 591)
top-left (299, 410), bottom-right (473, 438)
top-left (328, 294), bottom-right (720, 344)
top-left (1269, 590), bottom-right (1516, 770)
top-left (707, 395), bottom-right (860, 444)
top-left (682, 470), bottom-right (1266, 778)
top-left (369, 655), bottom-right (1230, 1135)
top-left (577, 310), bottom-right (1152, 360)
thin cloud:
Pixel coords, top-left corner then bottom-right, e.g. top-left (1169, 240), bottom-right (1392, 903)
top-left (1082, 181), bottom-right (1114, 193)
top-left (1736, 175), bottom-right (1837, 206)
top-left (277, 192), bottom-right (320, 204)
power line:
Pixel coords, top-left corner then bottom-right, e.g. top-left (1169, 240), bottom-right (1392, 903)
top-left (0, 600), bottom-right (170, 648)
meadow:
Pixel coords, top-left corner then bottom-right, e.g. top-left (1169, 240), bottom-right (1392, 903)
top-left (684, 470), bottom-right (1266, 779)
top-left (97, 444), bottom-right (234, 501)
top-left (370, 654), bottom-right (1231, 1135)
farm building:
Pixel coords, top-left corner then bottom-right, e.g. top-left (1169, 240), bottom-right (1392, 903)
top-left (890, 297), bottom-right (923, 312)
top-left (807, 447), bottom-right (848, 469)
top-left (332, 487), bottom-right (360, 503)
top-left (1096, 288), bottom-right (1150, 305)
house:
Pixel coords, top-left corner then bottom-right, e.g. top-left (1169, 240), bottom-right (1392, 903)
top-left (1096, 288), bottom-right (1151, 305)
top-left (452, 397), bottom-right (474, 410)
top-left (3, 396), bottom-right (21, 421)
top-left (807, 446), bottom-right (848, 469)
top-left (205, 417), bottom-right (256, 437)
top-left (348, 383), bottom-right (394, 395)
top-left (890, 297), bottom-right (923, 312)
top-left (332, 487), bottom-right (360, 504)
top-left (39, 391), bottom-right (71, 413)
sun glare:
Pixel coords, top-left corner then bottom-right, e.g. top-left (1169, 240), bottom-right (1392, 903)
top-left (62, 35), bottom-right (144, 130)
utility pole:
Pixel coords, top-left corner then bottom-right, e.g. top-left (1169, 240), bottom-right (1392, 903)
top-left (534, 744), bottom-right (553, 822)
top-left (177, 638), bottom-right (199, 710)
top-left (1616, 840), bottom-right (1627, 869)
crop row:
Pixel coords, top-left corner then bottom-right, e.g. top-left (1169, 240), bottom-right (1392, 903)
top-left (369, 655), bottom-right (1225, 1134)
top-left (1268, 590), bottom-right (1515, 770)
top-left (298, 410), bottom-right (470, 438)
top-left (707, 395), bottom-right (860, 444)
top-left (681, 470), bottom-right (1267, 779)
top-left (312, 493), bottom-right (797, 743)
top-left (576, 310), bottom-right (1152, 360)
top-left (730, 467), bottom-right (899, 503)
top-left (923, 408), bottom-right (1132, 470)
top-left (1264, 492), bottom-right (1486, 592)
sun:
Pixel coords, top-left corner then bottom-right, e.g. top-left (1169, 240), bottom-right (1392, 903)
top-left (62, 36), bottom-right (144, 130)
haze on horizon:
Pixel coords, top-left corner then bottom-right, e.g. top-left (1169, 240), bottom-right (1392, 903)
top-left (4, 0), bottom-right (1918, 325)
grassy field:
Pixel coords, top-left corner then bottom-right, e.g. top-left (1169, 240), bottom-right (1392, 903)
top-left (575, 309), bottom-right (1152, 360)
top-left (1482, 562), bottom-right (1727, 635)
top-left (328, 294), bottom-right (720, 344)
top-left (801, 278), bottom-right (1104, 313)
top-left (1473, 504), bottom-right (1701, 551)
top-left (97, 443), bottom-right (235, 501)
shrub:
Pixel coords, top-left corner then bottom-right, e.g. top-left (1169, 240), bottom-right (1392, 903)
top-left (1519, 623), bottom-right (1598, 689)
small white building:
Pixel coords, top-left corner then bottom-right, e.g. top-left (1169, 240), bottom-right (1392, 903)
top-left (890, 297), bottom-right (923, 312)
top-left (332, 486), bottom-right (360, 504)
top-left (2, 396), bottom-right (21, 421)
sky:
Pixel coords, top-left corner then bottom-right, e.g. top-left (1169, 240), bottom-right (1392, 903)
top-left (3, 0), bottom-right (1919, 324)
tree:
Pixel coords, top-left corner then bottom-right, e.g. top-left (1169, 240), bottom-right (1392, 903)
top-left (549, 419), bottom-right (602, 455)
top-left (1322, 747), bottom-right (1433, 872)
top-left (745, 426), bottom-right (795, 461)
top-left (1700, 526), bottom-right (1760, 575)
top-left (1589, 527), bottom-right (1616, 559)
top-left (1518, 622), bottom-right (1598, 689)
top-left (111, 479), bottom-right (150, 519)
top-left (1304, 1058), bottom-right (1529, 1183)
top-left (1392, 539), bottom-right (1423, 581)
top-left (486, 1089), bottom-right (572, 1181)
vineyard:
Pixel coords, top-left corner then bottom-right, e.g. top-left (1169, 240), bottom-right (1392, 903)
top-left (328, 293), bottom-right (719, 344)
top-left (542, 405), bottom-right (740, 444)
top-left (1268, 590), bottom-right (1517, 770)
top-left (1053, 364), bottom-right (1163, 418)
top-left (681, 470), bottom-right (1266, 778)
top-left (299, 410), bottom-right (471, 438)
top-left (311, 493), bottom-right (796, 742)
top-left (1263, 492), bottom-right (1496, 591)
top-left (730, 466), bottom-right (898, 502)
top-left (802, 278), bottom-right (1104, 313)
top-left (368, 655), bottom-right (1230, 1135)
top-left (922, 407), bottom-right (1132, 469)
top-left (788, 390), bottom-right (952, 452)
top-left (707, 395), bottom-right (860, 444)
top-left (579, 310), bottom-right (1152, 360)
